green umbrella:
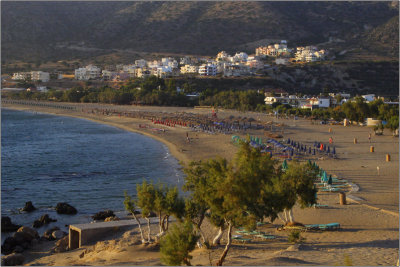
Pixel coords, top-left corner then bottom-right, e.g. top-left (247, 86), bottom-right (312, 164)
top-left (282, 160), bottom-right (289, 171)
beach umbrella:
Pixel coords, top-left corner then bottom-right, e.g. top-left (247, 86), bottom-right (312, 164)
top-left (328, 175), bottom-right (333, 185)
top-left (313, 149), bottom-right (316, 155)
top-left (309, 147), bottom-right (312, 154)
top-left (282, 160), bottom-right (289, 171)
top-left (333, 147), bottom-right (336, 155)
top-left (327, 146), bottom-right (330, 153)
top-left (287, 138), bottom-right (291, 144)
top-left (290, 149), bottom-right (294, 157)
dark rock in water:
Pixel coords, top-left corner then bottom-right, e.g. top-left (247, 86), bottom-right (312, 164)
top-left (55, 203), bottom-right (77, 215)
top-left (92, 210), bottom-right (115, 221)
top-left (1, 253), bottom-right (25, 266)
top-left (2, 217), bottom-right (21, 232)
top-left (20, 201), bottom-right (36, 212)
top-left (32, 214), bottom-right (57, 228)
top-left (43, 227), bottom-right (60, 241)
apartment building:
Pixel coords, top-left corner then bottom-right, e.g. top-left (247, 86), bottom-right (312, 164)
top-left (74, 65), bottom-right (101, 80)
top-left (198, 64), bottom-right (217, 76)
top-left (180, 65), bottom-right (198, 74)
top-left (31, 71), bottom-right (50, 82)
top-left (12, 72), bottom-right (31, 80)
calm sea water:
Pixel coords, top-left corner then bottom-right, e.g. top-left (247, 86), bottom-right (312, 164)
top-left (1, 108), bottom-right (183, 238)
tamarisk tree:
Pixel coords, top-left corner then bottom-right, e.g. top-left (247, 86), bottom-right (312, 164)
top-left (123, 191), bottom-right (146, 244)
top-left (275, 161), bottom-right (318, 224)
top-left (184, 141), bottom-right (290, 266)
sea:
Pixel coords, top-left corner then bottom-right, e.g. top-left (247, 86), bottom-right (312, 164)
top-left (1, 108), bottom-right (183, 240)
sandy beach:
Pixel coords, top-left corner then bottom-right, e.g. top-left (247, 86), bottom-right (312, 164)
top-left (2, 101), bottom-right (399, 266)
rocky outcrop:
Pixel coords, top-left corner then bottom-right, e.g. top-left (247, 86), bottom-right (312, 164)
top-left (20, 201), bottom-right (36, 212)
top-left (2, 217), bottom-right (21, 232)
top-left (52, 230), bottom-right (67, 240)
top-left (104, 216), bottom-right (120, 222)
top-left (32, 214), bottom-right (57, 228)
top-left (42, 227), bottom-right (60, 241)
top-left (55, 203), bottom-right (77, 215)
top-left (53, 235), bottom-right (69, 253)
top-left (92, 210), bottom-right (115, 221)
top-left (1, 227), bottom-right (39, 255)
top-left (17, 227), bottom-right (39, 240)
top-left (1, 253), bottom-right (25, 266)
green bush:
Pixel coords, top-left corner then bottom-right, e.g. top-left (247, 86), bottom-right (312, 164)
top-left (287, 230), bottom-right (305, 243)
top-left (160, 221), bottom-right (199, 266)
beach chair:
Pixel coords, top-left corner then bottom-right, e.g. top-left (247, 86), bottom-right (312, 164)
top-left (256, 234), bottom-right (276, 240)
top-left (232, 236), bottom-right (252, 243)
top-left (312, 203), bottom-right (329, 209)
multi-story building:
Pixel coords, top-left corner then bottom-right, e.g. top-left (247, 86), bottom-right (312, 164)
top-left (135, 59), bottom-right (147, 68)
top-left (12, 72), bottom-right (31, 80)
top-left (216, 51), bottom-right (229, 61)
top-left (180, 65), bottom-right (199, 74)
top-left (74, 65), bottom-right (101, 80)
top-left (223, 64), bottom-right (250, 77)
top-left (31, 71), bottom-right (50, 82)
top-left (198, 64), bottom-right (217, 76)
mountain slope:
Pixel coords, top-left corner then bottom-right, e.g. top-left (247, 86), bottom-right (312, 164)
top-left (1, 1), bottom-right (398, 62)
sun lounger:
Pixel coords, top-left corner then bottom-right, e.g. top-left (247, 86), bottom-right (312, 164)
top-left (256, 234), bottom-right (276, 239)
top-left (232, 237), bottom-right (252, 243)
top-left (313, 203), bottom-right (329, 208)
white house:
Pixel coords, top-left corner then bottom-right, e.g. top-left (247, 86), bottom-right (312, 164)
top-left (317, 97), bottom-right (330, 108)
top-left (198, 64), bottom-right (217, 76)
top-left (362, 94), bottom-right (376, 102)
top-left (31, 71), bottom-right (50, 82)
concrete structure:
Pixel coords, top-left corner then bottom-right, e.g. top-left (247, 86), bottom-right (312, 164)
top-left (69, 218), bottom-right (159, 249)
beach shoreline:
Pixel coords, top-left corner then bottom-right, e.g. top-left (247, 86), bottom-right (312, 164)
top-left (2, 101), bottom-right (398, 266)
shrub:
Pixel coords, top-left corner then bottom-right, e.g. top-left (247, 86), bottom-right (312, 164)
top-left (160, 221), bottom-right (199, 266)
top-left (287, 230), bottom-right (305, 243)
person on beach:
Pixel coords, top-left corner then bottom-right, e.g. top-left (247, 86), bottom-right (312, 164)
top-left (369, 133), bottom-right (371, 143)
top-left (329, 137), bottom-right (333, 144)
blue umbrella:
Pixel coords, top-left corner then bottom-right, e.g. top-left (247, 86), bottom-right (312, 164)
top-left (309, 147), bottom-right (312, 154)
top-left (287, 138), bottom-right (291, 144)
top-left (327, 146), bottom-right (330, 153)
top-left (290, 149), bottom-right (294, 157)
top-left (333, 147), bottom-right (336, 155)
top-left (313, 149), bottom-right (316, 155)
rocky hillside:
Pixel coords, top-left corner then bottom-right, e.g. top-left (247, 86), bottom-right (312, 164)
top-left (2, 1), bottom-right (399, 62)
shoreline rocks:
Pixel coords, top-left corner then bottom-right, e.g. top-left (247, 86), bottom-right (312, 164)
top-left (55, 203), bottom-right (77, 215)
top-left (20, 201), bottom-right (36, 213)
top-left (2, 227), bottom-right (39, 255)
top-left (33, 214), bottom-right (57, 228)
top-left (92, 210), bottom-right (115, 221)
top-left (1, 253), bottom-right (25, 266)
top-left (2, 217), bottom-right (21, 233)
